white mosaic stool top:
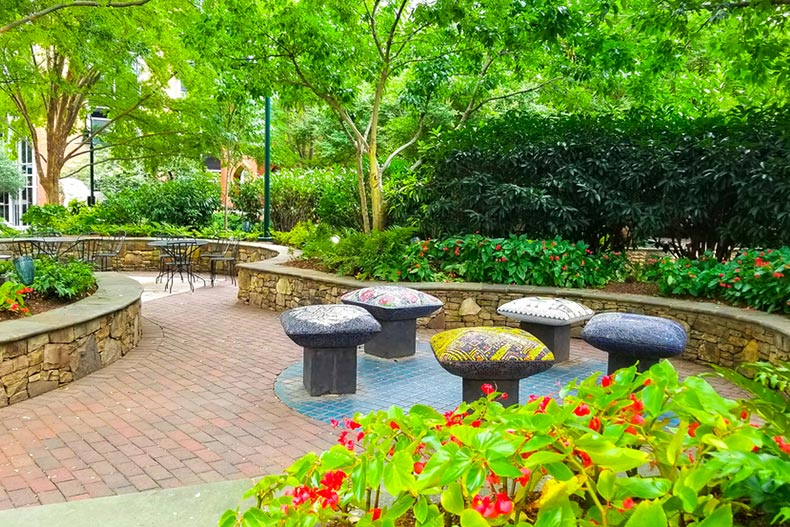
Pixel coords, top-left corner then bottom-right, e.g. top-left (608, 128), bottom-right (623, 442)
top-left (497, 297), bottom-right (594, 326)
top-left (340, 286), bottom-right (443, 321)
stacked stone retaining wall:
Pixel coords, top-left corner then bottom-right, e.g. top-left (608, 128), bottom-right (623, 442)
top-left (237, 260), bottom-right (790, 370)
top-left (0, 274), bottom-right (143, 407)
top-left (0, 238), bottom-right (278, 272)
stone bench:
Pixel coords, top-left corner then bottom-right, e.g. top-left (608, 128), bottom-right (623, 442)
top-left (497, 297), bottom-right (594, 363)
top-left (581, 312), bottom-right (688, 374)
top-left (280, 305), bottom-right (381, 396)
top-left (341, 286), bottom-right (443, 359)
top-left (430, 327), bottom-right (554, 406)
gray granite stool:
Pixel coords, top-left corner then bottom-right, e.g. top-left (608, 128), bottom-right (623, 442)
top-left (497, 297), bottom-right (594, 363)
top-left (581, 313), bottom-right (688, 374)
top-left (280, 305), bottom-right (381, 396)
top-left (430, 327), bottom-right (554, 406)
top-left (341, 286), bottom-right (443, 359)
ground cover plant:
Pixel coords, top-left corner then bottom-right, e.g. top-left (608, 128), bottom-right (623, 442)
top-left (642, 249), bottom-right (790, 314)
top-left (221, 361), bottom-right (790, 527)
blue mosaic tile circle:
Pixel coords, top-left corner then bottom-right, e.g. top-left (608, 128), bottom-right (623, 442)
top-left (275, 342), bottom-right (607, 424)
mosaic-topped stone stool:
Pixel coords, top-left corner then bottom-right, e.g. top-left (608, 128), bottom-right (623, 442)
top-left (430, 327), bottom-right (554, 407)
top-left (497, 297), bottom-right (594, 363)
top-left (281, 305), bottom-right (381, 396)
top-left (581, 313), bottom-right (688, 374)
top-left (341, 286), bottom-right (443, 359)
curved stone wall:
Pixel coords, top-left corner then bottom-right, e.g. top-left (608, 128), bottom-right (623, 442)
top-left (0, 274), bottom-right (143, 407)
top-left (237, 258), bottom-right (790, 369)
top-left (0, 238), bottom-right (279, 272)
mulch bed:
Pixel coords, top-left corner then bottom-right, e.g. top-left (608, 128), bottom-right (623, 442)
top-left (0, 293), bottom-right (77, 323)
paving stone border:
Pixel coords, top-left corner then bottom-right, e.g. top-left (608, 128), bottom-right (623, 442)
top-left (0, 273), bottom-right (143, 407)
top-left (238, 253), bottom-right (790, 369)
top-left (0, 238), bottom-right (279, 272)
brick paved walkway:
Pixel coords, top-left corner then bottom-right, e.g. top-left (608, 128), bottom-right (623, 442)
top-left (0, 275), bottom-right (749, 510)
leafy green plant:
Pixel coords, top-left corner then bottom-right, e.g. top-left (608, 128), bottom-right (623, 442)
top-left (271, 167), bottom-right (362, 231)
top-left (642, 248), bottom-right (790, 314)
top-left (0, 281), bottom-right (32, 316)
top-left (222, 362), bottom-right (790, 527)
top-left (21, 204), bottom-right (71, 232)
top-left (32, 258), bottom-right (96, 300)
top-left (0, 151), bottom-right (25, 195)
top-left (414, 107), bottom-right (790, 257)
top-left (711, 361), bottom-right (790, 438)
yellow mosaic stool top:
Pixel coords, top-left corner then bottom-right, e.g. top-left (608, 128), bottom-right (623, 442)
top-left (431, 326), bottom-right (554, 380)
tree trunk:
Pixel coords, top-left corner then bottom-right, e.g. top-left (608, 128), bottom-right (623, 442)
top-left (368, 148), bottom-right (384, 231)
top-left (355, 147), bottom-right (371, 234)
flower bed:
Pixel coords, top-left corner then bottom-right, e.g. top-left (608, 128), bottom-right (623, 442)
top-left (0, 273), bottom-right (142, 406)
top-left (222, 362), bottom-right (790, 527)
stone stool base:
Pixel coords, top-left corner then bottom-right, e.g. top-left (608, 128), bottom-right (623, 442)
top-left (303, 347), bottom-right (357, 396)
top-left (364, 319), bottom-right (417, 359)
top-left (462, 379), bottom-right (520, 407)
top-left (519, 322), bottom-right (570, 362)
top-left (608, 355), bottom-right (662, 375)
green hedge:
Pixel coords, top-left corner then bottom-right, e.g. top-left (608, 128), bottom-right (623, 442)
top-left (406, 107), bottom-right (790, 259)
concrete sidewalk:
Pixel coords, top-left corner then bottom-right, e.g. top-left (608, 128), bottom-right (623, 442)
top-left (0, 478), bottom-right (254, 527)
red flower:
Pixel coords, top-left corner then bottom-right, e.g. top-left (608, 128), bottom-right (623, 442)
top-left (740, 409), bottom-right (749, 420)
top-left (643, 378), bottom-right (653, 386)
top-left (320, 470), bottom-right (347, 491)
top-left (516, 467), bottom-right (531, 486)
top-left (330, 419), bottom-right (339, 428)
top-left (389, 421), bottom-right (400, 430)
top-left (688, 422), bottom-right (700, 438)
top-left (495, 244), bottom-right (502, 251)
top-left (575, 450), bottom-right (593, 468)
top-left (588, 416), bottom-right (602, 432)
top-left (630, 414), bottom-right (646, 426)
top-left (601, 375), bottom-right (613, 388)
top-left (316, 488), bottom-right (339, 509)
top-left (773, 436), bottom-right (790, 454)
top-left (688, 451), bottom-right (695, 463)
top-left (624, 426), bottom-right (638, 435)
top-left (501, 256), bottom-right (507, 262)
top-left (621, 497), bottom-right (636, 511)
top-left (573, 403), bottom-right (591, 417)
top-left (344, 419), bottom-right (362, 430)
top-left (500, 392), bottom-right (508, 401)
top-left (486, 473), bottom-right (500, 485)
top-left (471, 419), bottom-right (482, 428)
top-left (371, 508), bottom-right (382, 521)
top-left (413, 462), bottom-right (425, 474)
top-left (481, 383), bottom-right (495, 395)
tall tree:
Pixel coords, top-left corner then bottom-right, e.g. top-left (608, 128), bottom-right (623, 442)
top-left (0, 0), bottom-right (153, 34)
top-left (198, 0), bottom-right (583, 232)
top-left (0, 1), bottom-right (194, 203)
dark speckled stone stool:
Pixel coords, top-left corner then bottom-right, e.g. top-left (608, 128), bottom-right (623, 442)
top-left (581, 313), bottom-right (688, 374)
top-left (430, 327), bottom-right (554, 407)
top-left (281, 305), bottom-right (381, 396)
top-left (341, 286), bottom-right (443, 359)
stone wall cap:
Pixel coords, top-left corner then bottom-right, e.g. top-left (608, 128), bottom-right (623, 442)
top-left (0, 273), bottom-right (142, 343)
top-left (238, 258), bottom-right (790, 338)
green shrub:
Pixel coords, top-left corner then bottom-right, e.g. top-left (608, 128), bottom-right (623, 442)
top-left (415, 106), bottom-right (790, 257)
top-left (222, 361), bottom-right (790, 527)
top-left (21, 204), bottom-right (71, 232)
top-left (100, 173), bottom-right (221, 228)
top-left (271, 167), bottom-right (361, 231)
top-left (642, 248), bottom-right (790, 314)
top-left (31, 258), bottom-right (96, 299)
top-left (0, 151), bottom-right (24, 195)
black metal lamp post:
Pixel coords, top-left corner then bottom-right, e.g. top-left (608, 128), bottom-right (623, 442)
top-left (85, 108), bottom-right (109, 207)
top-left (87, 117), bottom-right (96, 206)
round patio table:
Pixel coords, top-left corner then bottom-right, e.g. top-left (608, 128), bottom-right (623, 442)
top-left (147, 239), bottom-right (209, 292)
